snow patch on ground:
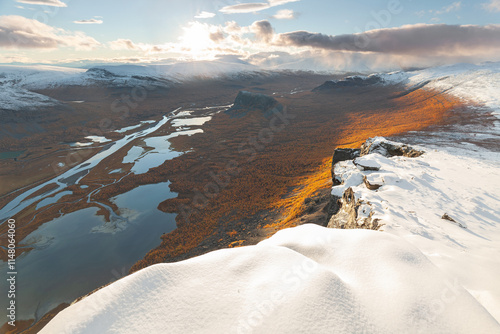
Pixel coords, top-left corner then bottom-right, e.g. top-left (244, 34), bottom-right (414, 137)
top-left (85, 136), bottom-right (111, 143)
top-left (0, 85), bottom-right (60, 110)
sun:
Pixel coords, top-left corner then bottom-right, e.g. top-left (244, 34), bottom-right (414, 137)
top-left (179, 22), bottom-right (212, 56)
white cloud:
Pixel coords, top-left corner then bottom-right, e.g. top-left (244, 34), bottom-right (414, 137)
top-left (108, 39), bottom-right (172, 54)
top-left (109, 39), bottom-right (141, 50)
top-left (74, 19), bottom-right (103, 24)
top-left (220, 3), bottom-right (270, 14)
top-left (0, 15), bottom-right (100, 50)
top-left (268, 0), bottom-right (300, 6)
top-left (16, 0), bottom-right (66, 7)
top-left (273, 9), bottom-right (296, 19)
top-left (195, 11), bottom-right (216, 19)
top-left (483, 0), bottom-right (500, 12)
top-left (220, 0), bottom-right (299, 14)
top-left (433, 1), bottom-right (462, 15)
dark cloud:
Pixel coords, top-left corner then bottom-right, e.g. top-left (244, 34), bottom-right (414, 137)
top-left (275, 24), bottom-right (500, 56)
top-left (251, 20), bottom-right (274, 43)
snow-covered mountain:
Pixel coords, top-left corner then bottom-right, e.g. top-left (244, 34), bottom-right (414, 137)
top-left (0, 58), bottom-right (262, 111)
top-left (2, 60), bottom-right (500, 112)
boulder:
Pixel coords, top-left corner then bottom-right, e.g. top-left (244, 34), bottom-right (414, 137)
top-left (331, 148), bottom-right (360, 185)
top-left (363, 175), bottom-right (382, 190)
top-left (361, 137), bottom-right (424, 158)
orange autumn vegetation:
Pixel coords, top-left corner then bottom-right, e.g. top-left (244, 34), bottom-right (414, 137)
top-left (335, 89), bottom-right (464, 148)
top-left (130, 87), bottom-right (465, 272)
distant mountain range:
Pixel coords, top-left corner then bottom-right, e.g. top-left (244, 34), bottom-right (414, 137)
top-left (1, 60), bottom-right (499, 112)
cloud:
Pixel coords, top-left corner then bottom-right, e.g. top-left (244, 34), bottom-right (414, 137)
top-left (273, 9), bottom-right (296, 19)
top-left (16, 0), bottom-right (66, 7)
top-left (268, 0), bottom-right (300, 6)
top-left (483, 0), bottom-right (500, 12)
top-left (251, 20), bottom-right (274, 42)
top-left (220, 0), bottom-right (299, 14)
top-left (108, 39), bottom-right (172, 54)
top-left (220, 3), bottom-right (270, 14)
top-left (245, 48), bottom-right (500, 73)
top-left (195, 11), bottom-right (216, 19)
top-left (74, 19), bottom-right (103, 24)
top-left (0, 15), bottom-right (100, 50)
top-left (109, 39), bottom-right (140, 50)
top-left (434, 1), bottom-right (462, 14)
top-left (274, 23), bottom-right (500, 57)
top-left (209, 31), bottom-right (225, 43)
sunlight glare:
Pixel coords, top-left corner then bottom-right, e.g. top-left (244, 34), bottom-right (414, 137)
top-left (179, 22), bottom-right (213, 57)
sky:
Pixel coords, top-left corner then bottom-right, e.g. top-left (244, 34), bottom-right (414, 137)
top-left (0, 0), bottom-right (500, 70)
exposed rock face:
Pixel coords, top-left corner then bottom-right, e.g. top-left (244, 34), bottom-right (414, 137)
top-left (313, 75), bottom-right (383, 92)
top-left (86, 67), bottom-right (119, 79)
top-left (360, 137), bottom-right (423, 157)
top-left (225, 91), bottom-right (283, 117)
top-left (327, 187), bottom-right (380, 230)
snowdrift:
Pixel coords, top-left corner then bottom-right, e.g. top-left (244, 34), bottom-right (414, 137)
top-left (41, 225), bottom-right (499, 334)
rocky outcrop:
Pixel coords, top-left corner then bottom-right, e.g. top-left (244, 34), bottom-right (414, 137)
top-left (225, 91), bottom-right (283, 117)
top-left (313, 75), bottom-right (383, 92)
top-left (360, 137), bottom-right (423, 157)
top-left (442, 213), bottom-right (466, 229)
top-left (327, 187), bottom-right (380, 230)
top-left (326, 137), bottom-right (424, 231)
top-left (331, 148), bottom-right (360, 185)
top-left (86, 67), bottom-right (120, 79)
